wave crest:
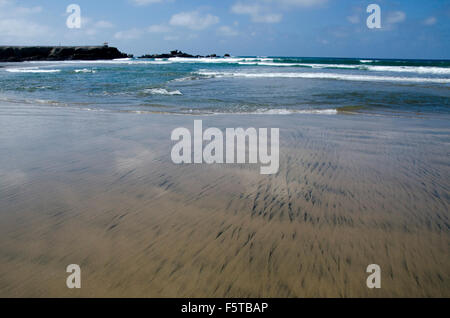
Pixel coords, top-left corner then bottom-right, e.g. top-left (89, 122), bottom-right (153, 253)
top-left (196, 71), bottom-right (450, 84)
top-left (143, 88), bottom-right (182, 95)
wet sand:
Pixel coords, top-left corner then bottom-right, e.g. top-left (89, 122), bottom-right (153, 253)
top-left (0, 104), bottom-right (449, 297)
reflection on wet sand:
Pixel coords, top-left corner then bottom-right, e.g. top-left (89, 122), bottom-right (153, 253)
top-left (0, 106), bottom-right (449, 297)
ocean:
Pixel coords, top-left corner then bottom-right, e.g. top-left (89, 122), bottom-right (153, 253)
top-left (1, 56), bottom-right (450, 297)
top-left (0, 56), bottom-right (449, 116)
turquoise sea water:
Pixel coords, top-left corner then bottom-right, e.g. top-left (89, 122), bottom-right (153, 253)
top-left (0, 57), bottom-right (449, 116)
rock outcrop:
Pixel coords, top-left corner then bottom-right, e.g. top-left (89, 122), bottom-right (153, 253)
top-left (139, 50), bottom-right (228, 59)
top-left (0, 46), bottom-right (130, 62)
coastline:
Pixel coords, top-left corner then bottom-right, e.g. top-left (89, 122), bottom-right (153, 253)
top-left (0, 103), bottom-right (448, 297)
top-left (0, 46), bottom-right (130, 62)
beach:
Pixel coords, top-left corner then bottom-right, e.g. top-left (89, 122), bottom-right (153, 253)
top-left (0, 101), bottom-right (448, 297)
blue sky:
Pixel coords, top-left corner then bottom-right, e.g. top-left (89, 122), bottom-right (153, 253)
top-left (0, 0), bottom-right (449, 59)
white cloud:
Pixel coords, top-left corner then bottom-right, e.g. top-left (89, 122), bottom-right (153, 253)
top-left (170, 11), bottom-right (219, 30)
top-left (275, 0), bottom-right (328, 7)
top-left (0, 19), bottom-right (48, 38)
top-left (423, 16), bottom-right (437, 26)
top-left (347, 14), bottom-right (360, 24)
top-left (217, 25), bottom-right (239, 37)
top-left (0, 0), bottom-right (49, 39)
top-left (231, 3), bottom-right (282, 23)
top-left (95, 20), bottom-right (114, 28)
top-left (253, 13), bottom-right (282, 23)
top-left (0, 0), bottom-right (42, 16)
top-left (114, 28), bottom-right (143, 40)
top-left (11, 5), bottom-right (42, 15)
top-left (164, 35), bottom-right (179, 41)
top-left (232, 3), bottom-right (259, 16)
top-left (231, 0), bottom-right (327, 23)
top-left (114, 24), bottom-right (172, 41)
top-left (76, 17), bottom-right (114, 37)
top-left (147, 24), bottom-right (171, 33)
top-left (386, 11), bottom-right (406, 24)
top-left (131, 0), bottom-right (163, 6)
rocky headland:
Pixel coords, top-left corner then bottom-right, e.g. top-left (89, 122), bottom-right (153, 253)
top-left (0, 46), bottom-right (130, 62)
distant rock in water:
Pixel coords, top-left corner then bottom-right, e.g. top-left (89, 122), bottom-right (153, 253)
top-left (139, 50), bottom-right (228, 59)
top-left (140, 50), bottom-right (198, 59)
top-left (0, 46), bottom-right (130, 62)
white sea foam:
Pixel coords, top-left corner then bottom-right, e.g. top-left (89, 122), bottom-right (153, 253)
top-left (32, 99), bottom-right (63, 105)
top-left (165, 57), bottom-right (273, 64)
top-left (144, 88), bottom-right (182, 95)
top-left (179, 108), bottom-right (338, 115)
top-left (167, 59), bottom-right (450, 75)
top-left (301, 63), bottom-right (361, 69)
top-left (169, 59), bottom-right (450, 75)
top-left (11, 58), bottom-right (450, 75)
top-left (237, 62), bottom-right (450, 74)
top-left (13, 59), bottom-right (172, 66)
top-left (365, 65), bottom-right (450, 75)
top-left (238, 61), bottom-right (304, 67)
top-left (6, 68), bottom-right (61, 73)
top-left (149, 58), bottom-right (450, 75)
top-left (196, 71), bottom-right (450, 84)
top-left (239, 62), bottom-right (354, 69)
top-left (147, 58), bottom-right (450, 76)
top-left (35, 57), bottom-right (272, 65)
top-left (145, 60), bottom-right (173, 64)
top-left (74, 68), bottom-right (97, 73)
top-left (247, 108), bottom-right (338, 115)
top-left (303, 64), bottom-right (450, 74)
top-left (244, 63), bottom-right (360, 69)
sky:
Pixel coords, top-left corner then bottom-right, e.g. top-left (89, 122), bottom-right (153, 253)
top-left (0, 0), bottom-right (449, 59)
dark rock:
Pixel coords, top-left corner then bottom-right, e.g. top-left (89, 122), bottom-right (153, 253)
top-left (0, 46), bottom-right (129, 62)
top-left (139, 50), bottom-right (228, 59)
top-left (140, 50), bottom-right (195, 59)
